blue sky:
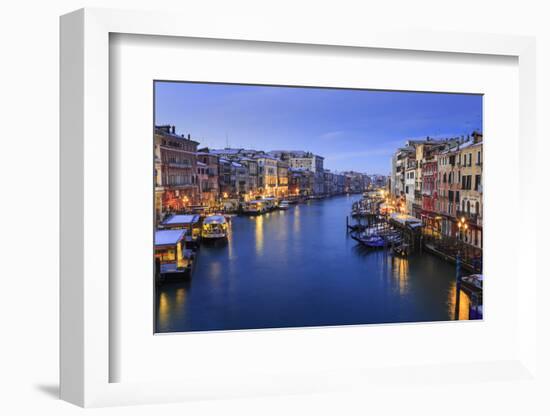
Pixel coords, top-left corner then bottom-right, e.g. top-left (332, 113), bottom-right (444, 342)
top-left (155, 82), bottom-right (482, 174)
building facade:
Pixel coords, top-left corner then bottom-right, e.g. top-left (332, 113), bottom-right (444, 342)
top-left (154, 125), bottom-right (200, 218)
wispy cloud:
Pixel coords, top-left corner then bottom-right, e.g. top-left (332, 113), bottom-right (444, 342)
top-left (319, 130), bottom-right (347, 140)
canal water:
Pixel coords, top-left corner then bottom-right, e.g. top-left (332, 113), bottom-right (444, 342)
top-left (156, 195), bottom-right (470, 333)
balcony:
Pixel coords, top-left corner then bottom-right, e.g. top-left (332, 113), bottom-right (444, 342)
top-left (456, 210), bottom-right (481, 225)
top-left (167, 161), bottom-right (192, 169)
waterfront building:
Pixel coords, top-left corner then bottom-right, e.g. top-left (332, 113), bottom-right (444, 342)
top-left (456, 132), bottom-right (483, 248)
top-left (323, 169), bottom-right (335, 195)
top-left (341, 171), bottom-right (368, 194)
top-left (390, 154), bottom-right (398, 197)
top-left (154, 125), bottom-right (200, 217)
top-left (276, 159), bottom-right (289, 198)
top-left (255, 154), bottom-right (279, 196)
top-left (335, 172), bottom-right (346, 194)
top-left (420, 148), bottom-right (439, 234)
top-left (289, 168), bottom-right (314, 196)
top-left (208, 148), bottom-right (262, 199)
top-left (436, 141), bottom-right (461, 238)
top-left (238, 157), bottom-right (259, 197)
top-left (218, 158), bottom-right (233, 197)
top-left (272, 150), bottom-right (324, 195)
top-left (233, 160), bottom-right (250, 196)
top-left (196, 161), bottom-right (209, 205)
top-left (369, 174), bottom-right (387, 189)
top-left (404, 160), bottom-right (416, 214)
top-left (392, 146), bottom-right (415, 198)
top-left (196, 151), bottom-right (220, 204)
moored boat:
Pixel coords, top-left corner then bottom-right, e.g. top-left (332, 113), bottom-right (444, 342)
top-left (155, 229), bottom-right (194, 283)
top-left (278, 200), bottom-right (290, 210)
top-left (201, 215), bottom-right (229, 240)
top-left (242, 200), bottom-right (265, 214)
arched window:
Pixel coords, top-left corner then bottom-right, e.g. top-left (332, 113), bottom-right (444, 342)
top-left (443, 173), bottom-right (447, 183)
top-left (475, 201), bottom-right (480, 215)
top-left (467, 200), bottom-right (471, 214)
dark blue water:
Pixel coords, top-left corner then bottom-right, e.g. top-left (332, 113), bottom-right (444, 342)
top-left (155, 195), bottom-right (469, 333)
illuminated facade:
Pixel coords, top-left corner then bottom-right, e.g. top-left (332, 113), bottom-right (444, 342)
top-left (154, 125), bottom-right (200, 217)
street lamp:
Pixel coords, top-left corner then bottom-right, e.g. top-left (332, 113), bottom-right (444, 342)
top-left (454, 217), bottom-right (469, 320)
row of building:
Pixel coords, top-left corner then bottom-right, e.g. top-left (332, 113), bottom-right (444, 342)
top-left (155, 125), bottom-right (380, 218)
top-left (389, 132), bottom-right (483, 248)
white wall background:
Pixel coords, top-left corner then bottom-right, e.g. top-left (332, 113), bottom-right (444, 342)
top-left (1, 0), bottom-right (548, 414)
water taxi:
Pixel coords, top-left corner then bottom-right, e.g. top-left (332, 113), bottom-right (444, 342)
top-left (261, 197), bottom-right (277, 211)
top-left (160, 214), bottom-right (202, 248)
top-left (242, 199), bottom-right (265, 214)
top-left (154, 229), bottom-right (194, 283)
top-left (201, 215), bottom-right (229, 240)
top-left (278, 200), bottom-right (290, 210)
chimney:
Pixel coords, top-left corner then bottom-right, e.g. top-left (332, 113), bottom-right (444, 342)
top-left (188, 134), bottom-right (191, 140)
top-left (171, 125), bottom-right (175, 134)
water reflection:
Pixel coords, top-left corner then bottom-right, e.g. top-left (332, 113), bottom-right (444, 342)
top-left (447, 285), bottom-right (471, 320)
top-left (156, 195), bottom-right (470, 333)
top-left (391, 256), bottom-right (410, 296)
top-left (254, 215), bottom-right (264, 255)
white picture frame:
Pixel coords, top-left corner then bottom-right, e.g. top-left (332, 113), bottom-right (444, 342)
top-left (60, 8), bottom-right (538, 408)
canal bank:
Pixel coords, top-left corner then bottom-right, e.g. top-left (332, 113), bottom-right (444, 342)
top-left (155, 194), bottom-right (470, 333)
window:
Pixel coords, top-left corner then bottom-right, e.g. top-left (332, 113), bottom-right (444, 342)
top-left (468, 153), bottom-right (472, 166)
top-left (477, 151), bottom-right (481, 165)
top-left (443, 173), bottom-right (447, 183)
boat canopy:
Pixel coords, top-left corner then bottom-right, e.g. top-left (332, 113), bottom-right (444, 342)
top-left (162, 214), bottom-right (200, 226)
top-left (203, 215), bottom-right (227, 225)
top-left (155, 229), bottom-right (187, 247)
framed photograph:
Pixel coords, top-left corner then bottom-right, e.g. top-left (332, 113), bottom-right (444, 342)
top-left (152, 81), bottom-right (483, 334)
top-left (60, 8), bottom-right (538, 407)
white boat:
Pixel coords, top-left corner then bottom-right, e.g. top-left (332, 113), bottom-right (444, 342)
top-left (279, 200), bottom-right (290, 210)
top-left (242, 200), bottom-right (265, 214)
top-left (201, 215), bottom-right (229, 239)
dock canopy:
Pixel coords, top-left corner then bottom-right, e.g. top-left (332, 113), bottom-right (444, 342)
top-left (161, 214), bottom-right (200, 227)
top-left (155, 229), bottom-right (187, 247)
top-left (390, 213), bottom-right (423, 228)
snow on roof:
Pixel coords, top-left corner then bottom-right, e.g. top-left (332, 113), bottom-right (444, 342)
top-left (162, 214), bottom-right (200, 225)
top-left (209, 148), bottom-right (242, 155)
top-left (203, 215), bottom-right (227, 224)
top-left (155, 229), bottom-right (186, 246)
top-left (390, 213), bottom-right (423, 226)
